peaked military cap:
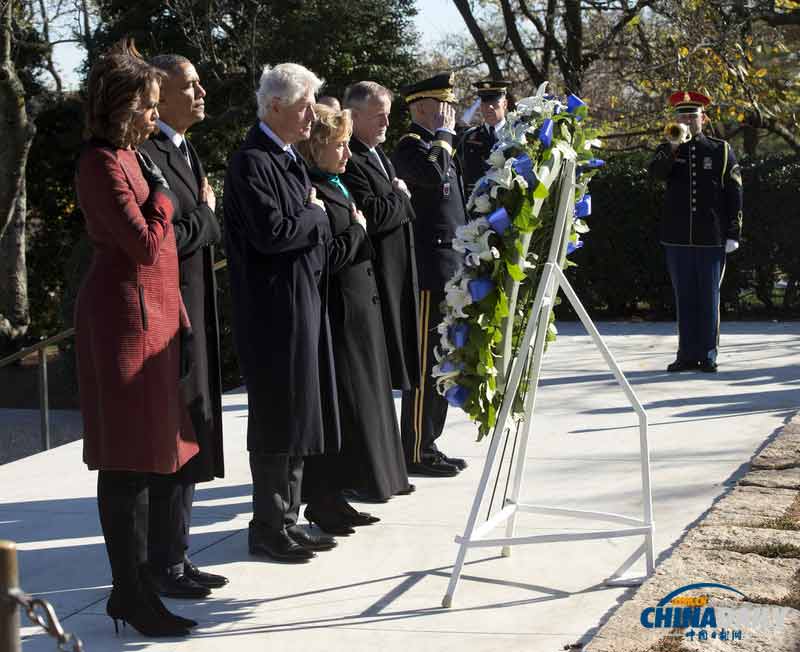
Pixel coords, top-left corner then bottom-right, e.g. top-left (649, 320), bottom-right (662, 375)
top-left (474, 79), bottom-right (511, 100)
top-left (400, 72), bottom-right (456, 104)
top-left (669, 90), bottom-right (711, 114)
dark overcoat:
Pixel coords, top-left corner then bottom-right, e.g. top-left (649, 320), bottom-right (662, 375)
top-left (75, 143), bottom-right (198, 473)
top-left (140, 131), bottom-right (224, 482)
top-left (391, 123), bottom-right (468, 291)
top-left (223, 125), bottom-right (340, 456)
top-left (342, 140), bottom-right (420, 391)
top-left (303, 173), bottom-right (411, 500)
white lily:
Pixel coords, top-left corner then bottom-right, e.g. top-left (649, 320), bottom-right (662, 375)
top-left (472, 193), bottom-right (493, 214)
top-left (488, 148), bottom-right (507, 169)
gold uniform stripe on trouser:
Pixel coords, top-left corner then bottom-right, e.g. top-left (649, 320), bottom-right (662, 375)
top-left (716, 259), bottom-right (726, 351)
top-left (413, 290), bottom-right (431, 464)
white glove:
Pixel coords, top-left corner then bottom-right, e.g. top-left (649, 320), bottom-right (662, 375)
top-left (725, 239), bottom-right (739, 254)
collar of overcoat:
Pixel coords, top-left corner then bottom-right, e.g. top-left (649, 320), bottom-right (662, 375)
top-left (348, 139), bottom-right (394, 184)
top-left (149, 130), bottom-right (199, 195)
top-left (309, 168), bottom-right (352, 211)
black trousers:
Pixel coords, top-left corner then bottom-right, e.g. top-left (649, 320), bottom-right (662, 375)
top-left (147, 474), bottom-right (194, 573)
top-left (97, 470), bottom-right (149, 590)
top-left (400, 287), bottom-right (448, 464)
top-left (249, 452), bottom-right (303, 533)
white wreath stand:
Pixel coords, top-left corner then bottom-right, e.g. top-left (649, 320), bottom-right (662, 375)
top-left (442, 159), bottom-right (655, 608)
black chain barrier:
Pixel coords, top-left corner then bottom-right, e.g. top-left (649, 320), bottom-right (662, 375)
top-left (2, 587), bottom-right (84, 652)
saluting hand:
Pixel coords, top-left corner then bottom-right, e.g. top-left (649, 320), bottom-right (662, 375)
top-left (392, 177), bottom-right (411, 198)
top-left (308, 187), bottom-right (326, 212)
top-left (350, 204), bottom-right (367, 231)
top-left (200, 177), bottom-right (216, 212)
top-left (433, 102), bottom-right (456, 132)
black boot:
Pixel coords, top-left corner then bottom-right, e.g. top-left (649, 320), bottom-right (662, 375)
top-left (98, 471), bottom-right (191, 637)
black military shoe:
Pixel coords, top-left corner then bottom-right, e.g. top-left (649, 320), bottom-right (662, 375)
top-left (699, 360), bottom-right (718, 373)
top-left (183, 558), bottom-right (229, 589)
top-left (248, 523), bottom-right (315, 562)
top-left (666, 359), bottom-right (699, 373)
top-left (287, 525), bottom-right (337, 551)
top-left (435, 450), bottom-right (468, 470)
top-left (408, 459), bottom-right (459, 477)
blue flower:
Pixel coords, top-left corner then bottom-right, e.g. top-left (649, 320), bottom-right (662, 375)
top-left (450, 322), bottom-right (469, 348)
top-left (487, 207), bottom-right (511, 235)
top-left (567, 94), bottom-right (585, 117)
top-left (576, 159), bottom-right (605, 176)
top-left (445, 384), bottom-right (469, 407)
top-left (574, 194), bottom-right (591, 218)
top-left (440, 359), bottom-right (462, 373)
top-left (468, 277), bottom-right (495, 302)
top-left (539, 119), bottom-right (554, 148)
top-left (512, 154), bottom-right (537, 184)
top-left (567, 240), bottom-right (584, 255)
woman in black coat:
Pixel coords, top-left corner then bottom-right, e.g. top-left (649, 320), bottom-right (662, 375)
top-left (297, 105), bottom-right (413, 532)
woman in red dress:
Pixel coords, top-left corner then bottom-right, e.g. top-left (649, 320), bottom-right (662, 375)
top-left (75, 38), bottom-right (198, 638)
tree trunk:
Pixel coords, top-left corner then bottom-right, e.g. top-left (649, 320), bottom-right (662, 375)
top-left (451, 0), bottom-right (503, 80)
top-left (562, 0), bottom-right (583, 94)
top-left (0, 0), bottom-right (34, 343)
top-left (0, 183), bottom-right (30, 340)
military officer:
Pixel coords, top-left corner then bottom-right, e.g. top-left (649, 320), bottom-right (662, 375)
top-left (649, 91), bottom-right (743, 373)
top-left (392, 73), bottom-right (469, 477)
top-left (457, 79), bottom-right (511, 196)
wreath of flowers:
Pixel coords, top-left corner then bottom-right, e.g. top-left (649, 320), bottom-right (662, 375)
top-left (431, 82), bottom-right (604, 440)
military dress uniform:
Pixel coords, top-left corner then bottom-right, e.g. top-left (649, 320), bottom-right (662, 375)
top-left (649, 91), bottom-right (743, 372)
top-left (457, 79), bottom-right (511, 197)
top-left (391, 74), bottom-right (469, 475)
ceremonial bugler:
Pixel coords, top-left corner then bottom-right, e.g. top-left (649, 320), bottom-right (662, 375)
top-left (651, 91), bottom-right (743, 247)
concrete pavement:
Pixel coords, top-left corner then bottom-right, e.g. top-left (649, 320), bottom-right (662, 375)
top-left (2, 321), bottom-right (798, 651)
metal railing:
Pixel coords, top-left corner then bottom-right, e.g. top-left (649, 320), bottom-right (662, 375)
top-left (0, 258), bottom-right (227, 453)
top-left (1, 540), bottom-right (84, 652)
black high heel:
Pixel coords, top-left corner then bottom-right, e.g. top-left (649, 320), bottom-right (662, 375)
top-left (139, 566), bottom-right (198, 628)
top-left (334, 496), bottom-right (380, 526)
top-left (304, 503), bottom-right (356, 535)
top-left (106, 588), bottom-right (191, 637)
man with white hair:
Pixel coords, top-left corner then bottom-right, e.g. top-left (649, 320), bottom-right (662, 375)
top-left (224, 63), bottom-right (341, 562)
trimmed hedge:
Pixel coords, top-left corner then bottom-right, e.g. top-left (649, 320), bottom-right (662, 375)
top-left (558, 153), bottom-right (800, 320)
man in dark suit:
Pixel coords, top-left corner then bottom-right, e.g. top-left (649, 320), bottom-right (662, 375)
top-left (457, 79), bottom-right (511, 196)
top-left (224, 63), bottom-right (339, 562)
top-left (341, 81), bottom-right (420, 411)
top-left (391, 73), bottom-right (469, 477)
top-left (140, 55), bottom-right (227, 598)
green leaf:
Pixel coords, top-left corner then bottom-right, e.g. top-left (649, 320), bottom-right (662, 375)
top-left (533, 183), bottom-right (550, 200)
top-left (506, 260), bottom-right (525, 281)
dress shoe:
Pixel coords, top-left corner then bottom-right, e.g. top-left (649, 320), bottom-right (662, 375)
top-left (248, 523), bottom-right (315, 562)
top-left (150, 571), bottom-right (210, 600)
top-left (183, 558), bottom-right (228, 589)
top-left (699, 360), bottom-right (718, 373)
top-left (435, 451), bottom-right (468, 470)
top-left (408, 459), bottom-right (459, 477)
top-left (304, 503), bottom-right (356, 535)
top-left (139, 567), bottom-right (198, 628)
top-left (396, 483), bottom-right (416, 495)
top-left (334, 497), bottom-right (380, 526)
top-left (287, 525), bottom-right (337, 551)
top-left (666, 359), bottom-right (699, 372)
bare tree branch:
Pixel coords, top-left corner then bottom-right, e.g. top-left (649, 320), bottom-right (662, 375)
top-left (451, 0), bottom-right (502, 78)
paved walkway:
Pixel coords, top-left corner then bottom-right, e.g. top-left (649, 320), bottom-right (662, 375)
top-left (3, 321), bottom-right (798, 651)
